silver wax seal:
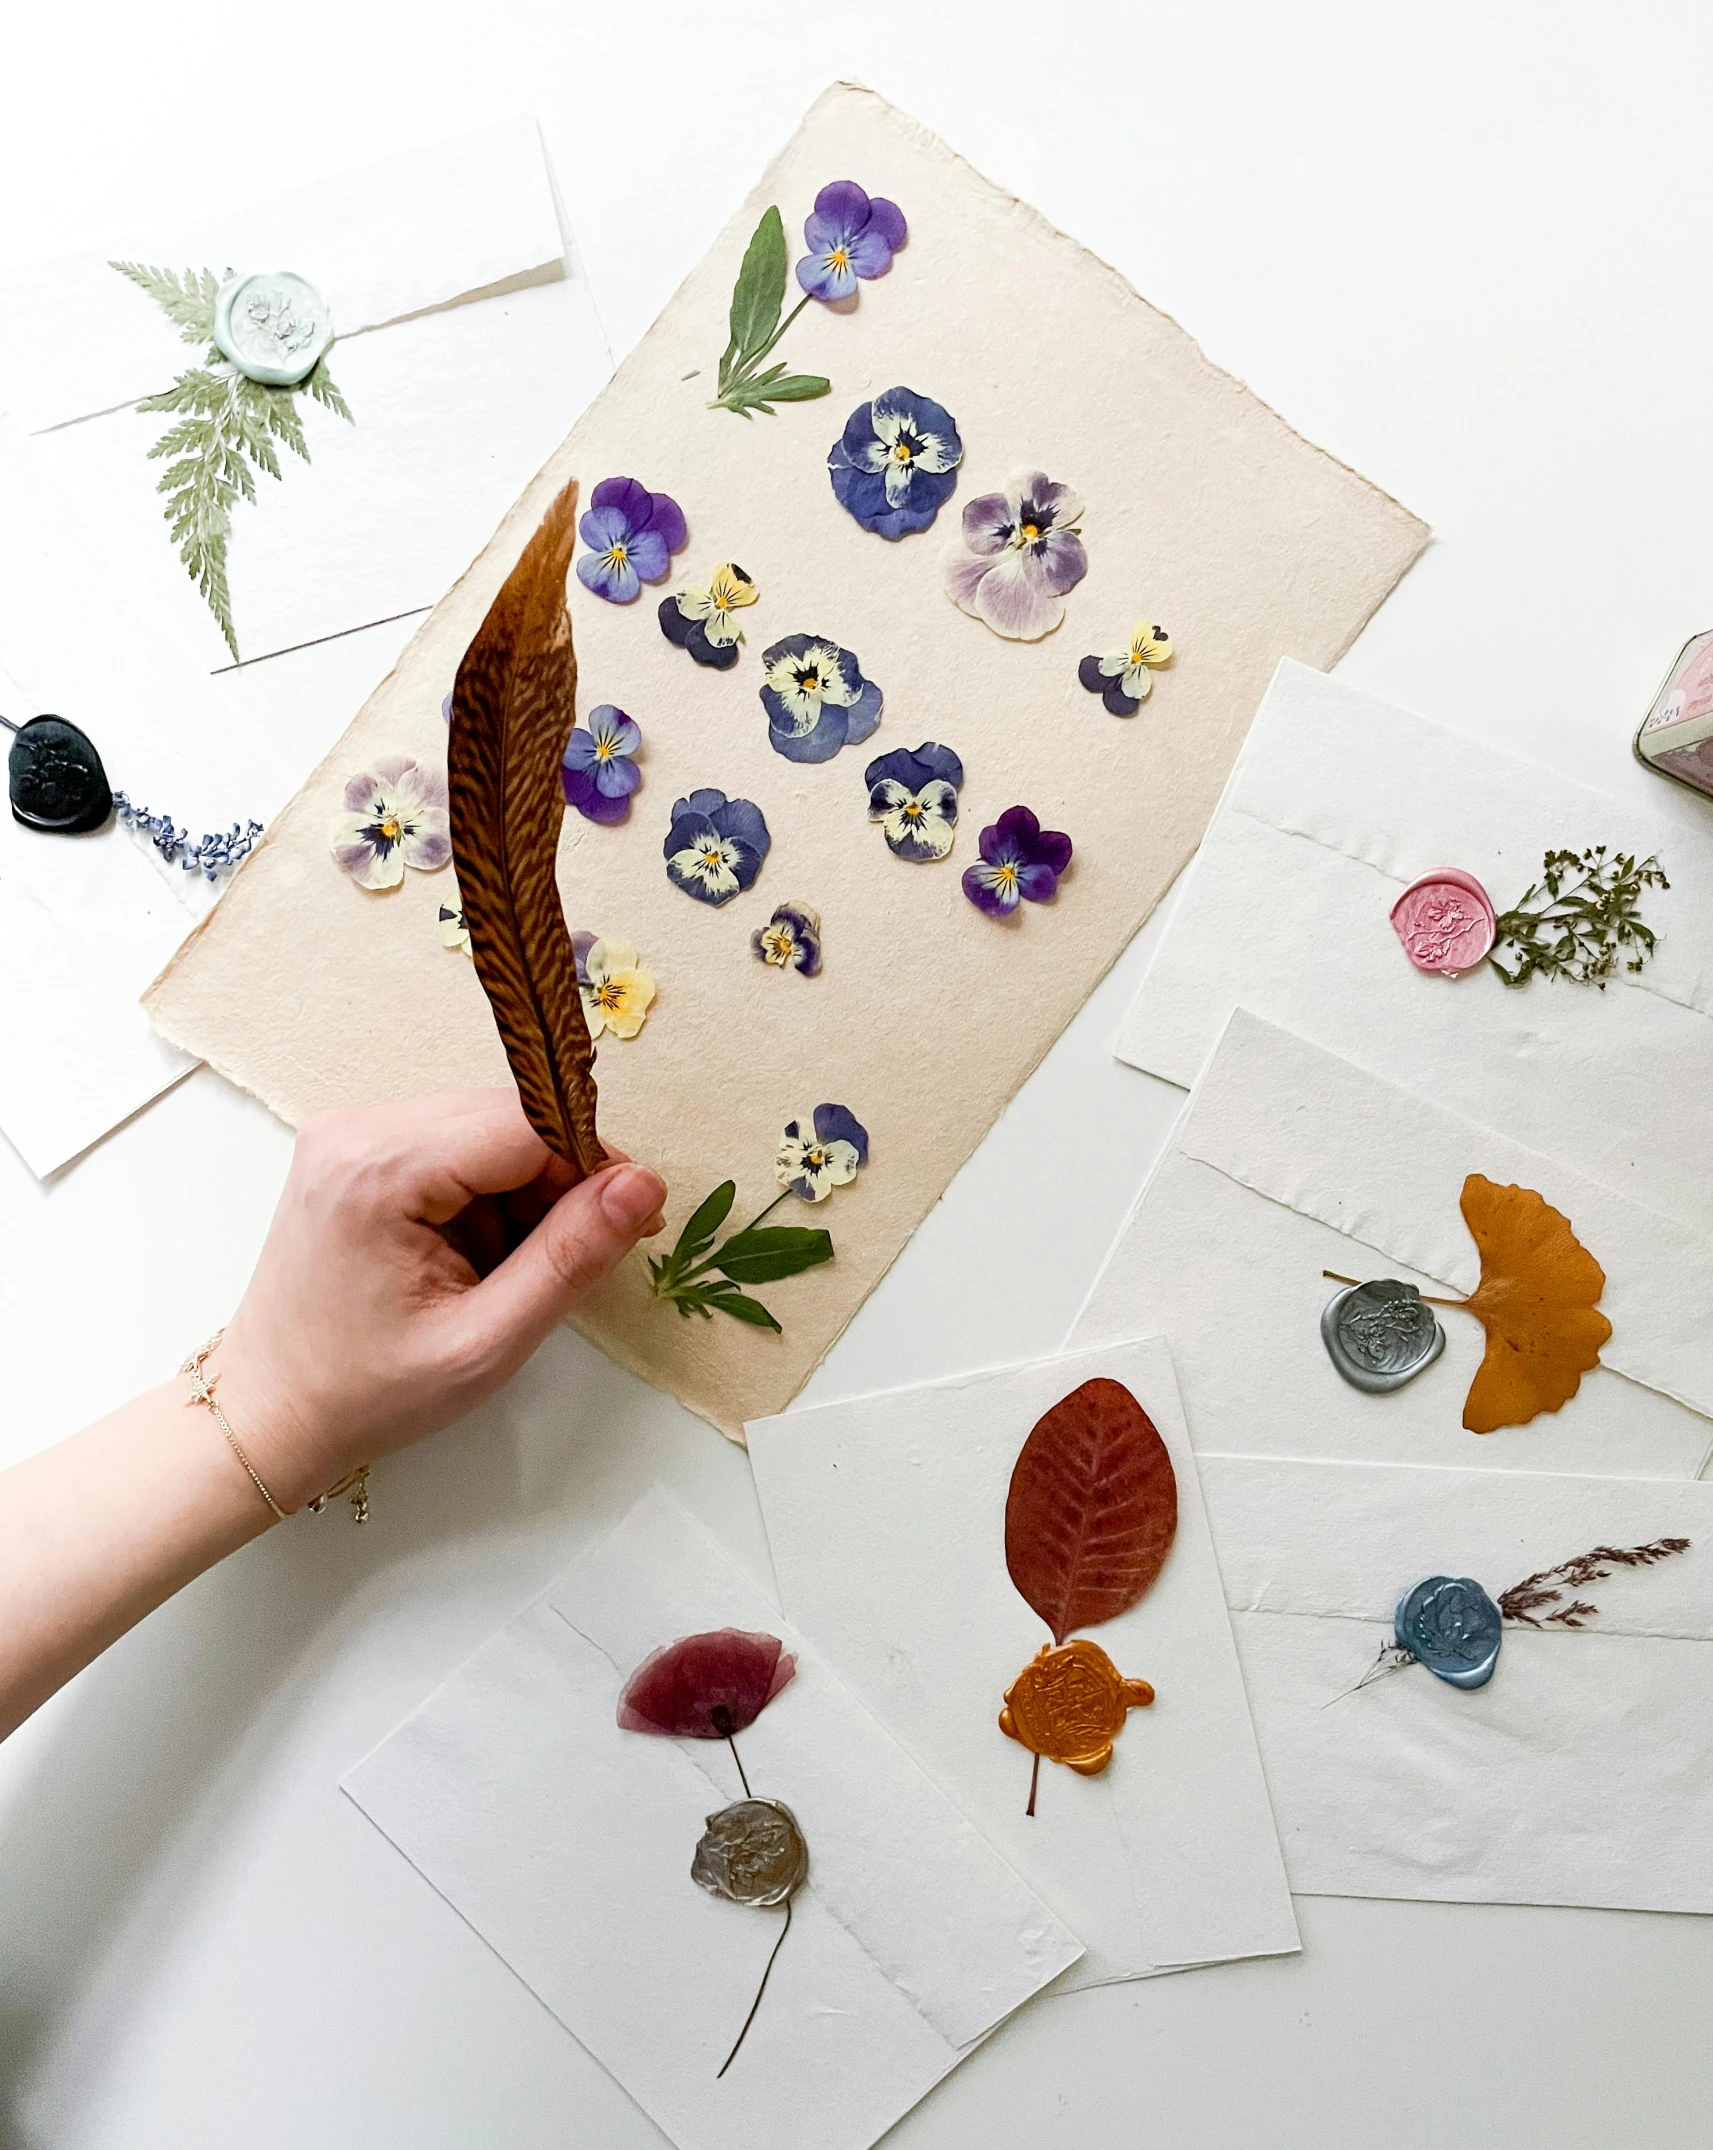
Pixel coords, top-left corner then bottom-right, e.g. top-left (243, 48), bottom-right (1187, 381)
top-left (1322, 1278), bottom-right (1445, 1393)
top-left (691, 1799), bottom-right (808, 1907)
top-left (212, 271), bottom-right (333, 386)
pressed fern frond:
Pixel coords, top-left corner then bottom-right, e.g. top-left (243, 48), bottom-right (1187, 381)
top-left (109, 261), bottom-right (225, 346)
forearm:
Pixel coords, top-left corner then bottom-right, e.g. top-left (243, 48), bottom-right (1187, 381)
top-left (0, 1379), bottom-right (272, 1740)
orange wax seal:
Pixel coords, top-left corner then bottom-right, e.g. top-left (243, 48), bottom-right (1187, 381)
top-left (999, 1638), bottom-right (1154, 1776)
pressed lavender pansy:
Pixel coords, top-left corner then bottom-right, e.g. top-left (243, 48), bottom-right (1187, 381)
top-left (865, 743), bottom-right (964, 861)
top-left (759, 633), bottom-right (883, 762)
top-left (944, 470), bottom-right (1087, 640)
top-left (663, 787), bottom-right (771, 907)
top-left (751, 901), bottom-right (822, 976)
top-left (659, 563), bottom-right (759, 670)
top-left (795, 181), bottom-right (907, 301)
top-left (579, 937), bottom-right (656, 1040)
top-left (328, 756), bottom-right (451, 891)
top-left (776, 1103), bottom-right (869, 1203)
top-left (561, 704), bottom-right (642, 825)
top-left (828, 386), bottom-right (962, 539)
top-left (574, 477), bottom-right (687, 604)
top-left (962, 805), bottom-right (1072, 917)
top-left (1078, 621), bottom-right (1173, 715)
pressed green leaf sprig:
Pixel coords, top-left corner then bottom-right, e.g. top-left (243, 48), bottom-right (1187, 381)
top-left (710, 208), bottom-right (831, 418)
top-left (646, 1179), bottom-right (832, 1330)
top-left (111, 262), bottom-right (353, 660)
top-left (1488, 846), bottom-right (1669, 989)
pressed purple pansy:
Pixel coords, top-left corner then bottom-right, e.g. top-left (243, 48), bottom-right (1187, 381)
top-left (828, 386), bottom-right (963, 539)
top-left (776, 1103), bottom-right (869, 1203)
top-left (962, 805), bottom-right (1072, 917)
top-left (561, 704), bottom-right (643, 825)
top-left (759, 633), bottom-right (883, 762)
top-left (574, 477), bottom-right (687, 604)
top-left (327, 756), bottom-right (450, 890)
top-left (663, 787), bottom-right (771, 907)
top-left (944, 470), bottom-right (1087, 640)
top-left (795, 181), bottom-right (907, 302)
top-left (751, 901), bottom-right (822, 976)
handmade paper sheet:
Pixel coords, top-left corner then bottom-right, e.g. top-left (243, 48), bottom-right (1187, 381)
top-left (1115, 658), bottom-right (1713, 1232)
top-left (1072, 1011), bottom-right (1713, 1477)
top-left (1202, 1454), bottom-right (1713, 1913)
top-left (344, 1493), bottom-right (1080, 2150)
top-left (145, 84), bottom-right (1426, 1437)
top-left (747, 1337), bottom-right (1300, 1987)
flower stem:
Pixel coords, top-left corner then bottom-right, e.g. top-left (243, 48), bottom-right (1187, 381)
top-left (673, 1192), bottom-right (793, 1288)
top-left (744, 293), bottom-right (812, 373)
top-left (725, 1732), bottom-right (752, 1800)
top-left (716, 1897), bottom-right (792, 2079)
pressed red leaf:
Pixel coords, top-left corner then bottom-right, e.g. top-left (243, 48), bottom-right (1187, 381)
top-left (1004, 1378), bottom-right (1178, 1645)
top-left (616, 1629), bottom-right (797, 1739)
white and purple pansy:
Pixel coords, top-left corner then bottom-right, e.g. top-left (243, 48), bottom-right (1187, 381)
top-left (776, 1102), bottom-right (869, 1203)
top-left (759, 633), bottom-right (883, 762)
top-left (795, 181), bottom-right (907, 302)
top-left (962, 805), bottom-right (1072, 917)
top-left (944, 470), bottom-right (1087, 640)
top-left (663, 787), bottom-right (771, 907)
top-left (574, 477), bottom-right (687, 604)
top-left (658, 563), bottom-right (759, 670)
top-left (1078, 621), bottom-right (1173, 715)
top-left (561, 704), bottom-right (642, 825)
top-left (864, 742), bottom-right (964, 861)
top-left (828, 386), bottom-right (963, 539)
top-left (328, 756), bottom-right (451, 890)
top-left (751, 901), bottom-right (822, 976)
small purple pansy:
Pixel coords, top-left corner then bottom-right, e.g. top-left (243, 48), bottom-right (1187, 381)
top-left (961, 805), bottom-right (1072, 917)
top-left (561, 705), bottom-right (643, 825)
top-left (751, 901), bottom-right (822, 976)
top-left (944, 470), bottom-right (1087, 640)
top-left (865, 743), bottom-right (963, 861)
top-left (776, 1103), bottom-right (868, 1203)
top-left (328, 756), bottom-right (450, 891)
top-left (795, 182), bottom-right (907, 302)
top-left (575, 478), bottom-right (687, 604)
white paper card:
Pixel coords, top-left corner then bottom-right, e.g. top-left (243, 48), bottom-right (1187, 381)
top-left (747, 1338), bottom-right (1300, 1990)
top-left (1114, 659), bottom-right (1713, 1233)
top-left (343, 1492), bottom-right (1080, 2150)
top-left (1201, 1452), bottom-right (1713, 1912)
top-left (1074, 1011), bottom-right (1713, 1476)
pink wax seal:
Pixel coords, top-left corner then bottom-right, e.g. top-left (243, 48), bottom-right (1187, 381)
top-left (1389, 868), bottom-right (1497, 976)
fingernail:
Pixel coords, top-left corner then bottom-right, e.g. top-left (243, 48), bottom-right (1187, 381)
top-left (601, 1164), bottom-right (667, 1233)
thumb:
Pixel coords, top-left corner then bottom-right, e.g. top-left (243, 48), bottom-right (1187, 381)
top-left (454, 1162), bottom-right (667, 1377)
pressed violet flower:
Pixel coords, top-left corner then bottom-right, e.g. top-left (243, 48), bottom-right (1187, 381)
top-left (1078, 621), bottom-right (1173, 715)
top-left (328, 756), bottom-right (450, 890)
top-left (659, 563), bottom-right (759, 670)
top-left (751, 901), bottom-right (822, 975)
top-left (561, 704), bottom-right (643, 825)
top-left (962, 805), bottom-right (1072, 917)
top-left (579, 936), bottom-right (656, 1039)
top-left (664, 787), bottom-right (771, 906)
top-left (795, 181), bottom-right (907, 301)
top-left (574, 477), bottom-right (687, 603)
top-left (945, 471), bottom-right (1087, 640)
top-left (759, 633), bottom-right (883, 762)
top-left (865, 743), bottom-right (964, 861)
top-left (828, 386), bottom-right (962, 539)
top-left (777, 1102), bottom-right (869, 1203)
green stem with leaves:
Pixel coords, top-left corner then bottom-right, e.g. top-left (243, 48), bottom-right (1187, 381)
top-left (710, 210), bottom-right (830, 418)
top-left (646, 1180), bottom-right (832, 1331)
top-left (1485, 846), bottom-right (1668, 990)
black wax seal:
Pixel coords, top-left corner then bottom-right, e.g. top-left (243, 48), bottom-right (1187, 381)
top-left (6, 715), bottom-right (113, 834)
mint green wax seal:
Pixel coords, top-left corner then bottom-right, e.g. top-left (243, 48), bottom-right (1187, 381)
top-left (211, 271), bottom-right (332, 387)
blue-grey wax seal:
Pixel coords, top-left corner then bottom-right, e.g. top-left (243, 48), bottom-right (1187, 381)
top-left (1321, 1278), bottom-right (1445, 1393)
top-left (1395, 1575), bottom-right (1503, 1689)
top-left (212, 272), bottom-right (333, 386)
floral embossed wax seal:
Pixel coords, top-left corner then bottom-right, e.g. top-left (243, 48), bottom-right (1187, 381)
top-left (1389, 867), bottom-right (1497, 975)
top-left (1321, 1278), bottom-right (1446, 1393)
top-left (212, 271), bottom-right (333, 387)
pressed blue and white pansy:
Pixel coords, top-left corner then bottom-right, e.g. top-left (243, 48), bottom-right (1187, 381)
top-left (658, 563), bottom-right (759, 670)
top-left (776, 1103), bottom-right (869, 1203)
top-left (328, 756), bottom-right (450, 890)
top-left (864, 743), bottom-right (964, 861)
top-left (751, 902), bottom-right (822, 975)
top-left (759, 634), bottom-right (883, 762)
top-left (828, 386), bottom-right (963, 538)
top-left (663, 788), bottom-right (771, 907)
top-left (1078, 622), bottom-right (1173, 715)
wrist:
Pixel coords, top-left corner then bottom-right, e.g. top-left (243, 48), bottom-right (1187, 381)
top-left (190, 1332), bottom-right (344, 1519)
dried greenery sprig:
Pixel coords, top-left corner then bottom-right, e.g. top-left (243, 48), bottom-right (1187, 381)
top-left (1497, 1537), bottom-right (1691, 1627)
top-left (710, 209), bottom-right (831, 418)
top-left (111, 262), bottom-right (353, 661)
top-left (646, 1181), bottom-right (832, 1331)
top-left (1488, 846), bottom-right (1669, 990)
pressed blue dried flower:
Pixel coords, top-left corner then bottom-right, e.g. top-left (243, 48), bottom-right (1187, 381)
top-left (751, 902), bottom-right (822, 976)
top-left (663, 787), bottom-right (771, 906)
top-left (562, 704), bottom-right (642, 825)
top-left (1078, 622), bottom-right (1173, 715)
top-left (962, 805), bottom-right (1071, 917)
top-left (759, 633), bottom-right (883, 762)
top-left (776, 1102), bottom-right (869, 1203)
top-left (796, 181), bottom-right (907, 302)
top-left (865, 743), bottom-right (963, 861)
top-left (828, 386), bottom-right (962, 539)
top-left (658, 563), bottom-right (759, 670)
top-left (574, 477), bottom-right (687, 604)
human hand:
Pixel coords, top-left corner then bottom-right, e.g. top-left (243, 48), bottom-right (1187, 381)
top-left (210, 1090), bottom-right (666, 1512)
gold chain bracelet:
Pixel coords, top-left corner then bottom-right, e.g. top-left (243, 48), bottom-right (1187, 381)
top-left (180, 1332), bottom-right (370, 1524)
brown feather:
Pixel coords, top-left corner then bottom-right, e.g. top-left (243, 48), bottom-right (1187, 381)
top-left (448, 478), bottom-right (604, 1179)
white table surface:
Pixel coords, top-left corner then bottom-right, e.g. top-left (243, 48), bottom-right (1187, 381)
top-left (7, 4), bottom-right (1713, 2143)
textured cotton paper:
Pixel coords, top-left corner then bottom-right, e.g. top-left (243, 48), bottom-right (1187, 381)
top-left (1073, 1011), bottom-right (1713, 1477)
top-left (1115, 659), bottom-right (1713, 1232)
top-left (747, 1337), bottom-right (1300, 1988)
top-left (1202, 1453), bottom-right (1713, 1912)
top-left (144, 84), bottom-right (1426, 1438)
top-left (343, 1493), bottom-right (1080, 2150)
top-left (1, 118), bottom-right (610, 669)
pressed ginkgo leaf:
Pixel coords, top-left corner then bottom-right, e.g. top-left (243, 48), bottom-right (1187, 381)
top-left (1453, 1173), bottom-right (1612, 1434)
top-left (616, 1628), bottom-right (797, 1738)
